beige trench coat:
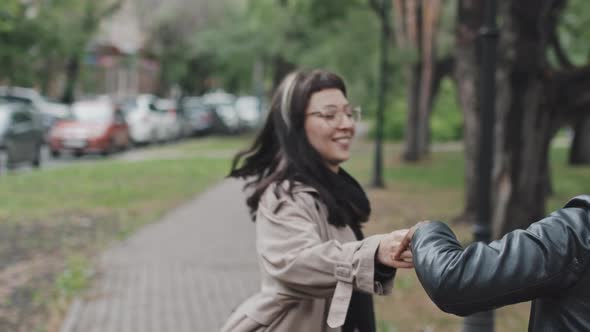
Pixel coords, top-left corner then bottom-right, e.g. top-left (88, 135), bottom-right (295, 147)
top-left (221, 182), bottom-right (394, 332)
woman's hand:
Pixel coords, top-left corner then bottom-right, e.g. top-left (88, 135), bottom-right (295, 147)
top-left (377, 229), bottom-right (414, 269)
top-left (392, 221), bottom-right (431, 261)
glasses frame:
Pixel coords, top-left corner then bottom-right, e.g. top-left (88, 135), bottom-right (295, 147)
top-left (306, 106), bottom-right (362, 128)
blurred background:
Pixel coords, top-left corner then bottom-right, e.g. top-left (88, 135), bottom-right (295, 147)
top-left (1, 0), bottom-right (589, 331)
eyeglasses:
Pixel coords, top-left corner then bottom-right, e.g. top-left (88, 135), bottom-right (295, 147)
top-left (306, 106), bottom-right (361, 128)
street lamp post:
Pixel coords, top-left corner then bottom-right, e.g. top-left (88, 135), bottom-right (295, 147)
top-left (462, 0), bottom-right (498, 331)
top-left (371, 0), bottom-right (391, 188)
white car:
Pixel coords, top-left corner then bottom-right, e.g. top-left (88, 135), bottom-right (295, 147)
top-left (235, 96), bottom-right (262, 130)
top-left (154, 98), bottom-right (182, 141)
top-left (120, 94), bottom-right (162, 144)
top-left (202, 91), bottom-right (240, 134)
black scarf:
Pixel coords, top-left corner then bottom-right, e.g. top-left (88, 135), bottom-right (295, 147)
top-left (328, 168), bottom-right (371, 229)
top-left (332, 169), bottom-right (376, 332)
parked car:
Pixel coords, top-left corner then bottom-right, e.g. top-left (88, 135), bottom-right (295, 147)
top-left (48, 98), bottom-right (130, 157)
top-left (0, 101), bottom-right (45, 172)
top-left (202, 91), bottom-right (239, 134)
top-left (119, 94), bottom-right (163, 145)
top-left (235, 96), bottom-right (262, 130)
top-left (0, 86), bottom-right (47, 137)
top-left (0, 87), bottom-right (78, 144)
top-left (154, 98), bottom-right (182, 141)
top-left (180, 97), bottom-right (215, 136)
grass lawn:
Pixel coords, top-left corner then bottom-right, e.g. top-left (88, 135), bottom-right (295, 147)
top-left (0, 134), bottom-right (587, 332)
top-left (0, 136), bottom-right (250, 332)
top-left (344, 139), bottom-right (590, 332)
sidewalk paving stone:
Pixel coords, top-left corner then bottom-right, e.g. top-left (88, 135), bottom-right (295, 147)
top-left (61, 179), bottom-right (258, 332)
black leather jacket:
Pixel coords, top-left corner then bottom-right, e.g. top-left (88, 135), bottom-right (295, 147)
top-left (411, 195), bottom-right (590, 331)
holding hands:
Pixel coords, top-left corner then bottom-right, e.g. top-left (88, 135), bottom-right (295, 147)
top-left (377, 229), bottom-right (414, 269)
top-left (376, 221), bottom-right (432, 269)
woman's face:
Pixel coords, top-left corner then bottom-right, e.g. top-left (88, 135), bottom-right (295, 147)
top-left (304, 88), bottom-right (355, 172)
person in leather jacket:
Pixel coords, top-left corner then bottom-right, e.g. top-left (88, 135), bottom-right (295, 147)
top-left (393, 195), bottom-right (590, 331)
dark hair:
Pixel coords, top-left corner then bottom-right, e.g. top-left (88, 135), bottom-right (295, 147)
top-left (229, 69), bottom-right (370, 228)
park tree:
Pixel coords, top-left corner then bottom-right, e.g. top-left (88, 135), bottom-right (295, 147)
top-left (456, 0), bottom-right (590, 235)
top-left (58, 0), bottom-right (122, 103)
top-left (140, 0), bottom-right (228, 95)
top-left (194, 0), bottom-right (382, 102)
top-left (392, 0), bottom-right (456, 162)
top-left (558, 0), bottom-right (590, 165)
top-left (0, 0), bottom-right (123, 100)
top-left (0, 0), bottom-right (44, 86)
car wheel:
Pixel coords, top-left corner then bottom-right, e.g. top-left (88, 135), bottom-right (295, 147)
top-left (50, 149), bottom-right (60, 158)
top-left (32, 145), bottom-right (42, 168)
top-left (150, 130), bottom-right (158, 145)
top-left (6, 154), bottom-right (15, 170)
top-left (101, 139), bottom-right (115, 156)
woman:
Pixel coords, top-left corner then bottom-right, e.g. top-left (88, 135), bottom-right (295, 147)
top-left (222, 69), bottom-right (412, 332)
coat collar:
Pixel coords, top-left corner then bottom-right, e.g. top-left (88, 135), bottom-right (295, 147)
top-left (564, 195), bottom-right (590, 210)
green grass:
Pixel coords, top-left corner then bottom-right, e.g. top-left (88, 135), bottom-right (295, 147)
top-left (177, 134), bottom-right (254, 153)
top-left (2, 135), bottom-right (588, 332)
top-left (383, 151), bottom-right (465, 190)
top-left (0, 157), bottom-right (231, 223)
top-left (548, 147), bottom-right (590, 210)
top-left (0, 136), bottom-right (246, 332)
top-left (346, 142), bottom-right (589, 332)
top-left (348, 143), bottom-right (588, 212)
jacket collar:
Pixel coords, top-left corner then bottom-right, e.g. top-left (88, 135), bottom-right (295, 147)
top-left (564, 195), bottom-right (590, 210)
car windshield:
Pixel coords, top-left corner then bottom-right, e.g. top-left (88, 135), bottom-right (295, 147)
top-left (119, 98), bottom-right (138, 113)
top-left (72, 102), bottom-right (112, 123)
top-left (0, 95), bottom-right (30, 105)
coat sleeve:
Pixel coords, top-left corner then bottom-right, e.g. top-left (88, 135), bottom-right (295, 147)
top-left (256, 190), bottom-right (393, 299)
top-left (411, 201), bottom-right (590, 317)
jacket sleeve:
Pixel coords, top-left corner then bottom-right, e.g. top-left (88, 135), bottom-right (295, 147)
top-left (411, 199), bottom-right (590, 317)
top-left (256, 190), bottom-right (393, 299)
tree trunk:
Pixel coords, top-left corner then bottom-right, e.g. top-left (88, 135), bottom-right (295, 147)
top-left (403, 57), bottom-right (452, 162)
top-left (417, 0), bottom-right (442, 156)
top-left (569, 116), bottom-right (590, 165)
top-left (62, 55), bottom-right (80, 104)
top-left (403, 64), bottom-right (422, 161)
top-left (456, 1), bottom-right (590, 235)
top-left (454, 0), bottom-right (484, 223)
top-left (488, 1), bottom-right (565, 237)
top-left (272, 56), bottom-right (296, 92)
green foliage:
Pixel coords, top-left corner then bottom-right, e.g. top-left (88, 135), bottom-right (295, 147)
top-left (0, 0), bottom-right (21, 32)
top-left (56, 255), bottom-right (91, 299)
top-left (430, 79), bottom-right (463, 141)
top-left (556, 0), bottom-right (590, 65)
top-left (193, 0), bottom-right (385, 100)
top-left (369, 95), bottom-right (406, 141)
top-left (369, 78), bottom-right (463, 142)
top-left (0, 0), bottom-right (121, 91)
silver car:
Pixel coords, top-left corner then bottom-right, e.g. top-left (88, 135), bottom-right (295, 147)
top-left (0, 102), bottom-right (45, 173)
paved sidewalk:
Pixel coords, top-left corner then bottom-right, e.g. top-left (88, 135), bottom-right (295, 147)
top-left (60, 179), bottom-right (259, 332)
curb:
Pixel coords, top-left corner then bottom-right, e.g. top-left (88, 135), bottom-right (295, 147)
top-left (59, 298), bottom-right (83, 332)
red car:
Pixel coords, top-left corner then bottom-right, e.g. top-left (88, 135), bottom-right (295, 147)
top-left (48, 98), bottom-right (130, 157)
